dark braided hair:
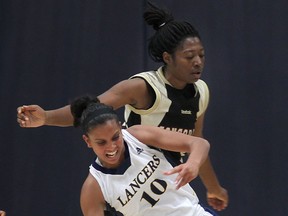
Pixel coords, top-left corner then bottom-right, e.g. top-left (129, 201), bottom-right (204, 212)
top-left (70, 96), bottom-right (119, 134)
top-left (143, 1), bottom-right (201, 63)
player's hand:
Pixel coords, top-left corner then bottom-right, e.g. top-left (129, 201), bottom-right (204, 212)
top-left (0, 210), bottom-right (6, 216)
top-left (163, 162), bottom-right (199, 190)
top-left (207, 186), bottom-right (228, 211)
top-left (17, 105), bottom-right (46, 128)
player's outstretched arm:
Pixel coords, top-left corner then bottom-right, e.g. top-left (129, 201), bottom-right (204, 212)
top-left (17, 105), bottom-right (73, 127)
top-left (17, 78), bottom-right (151, 128)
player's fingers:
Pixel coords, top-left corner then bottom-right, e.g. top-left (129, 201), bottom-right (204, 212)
top-left (207, 198), bottom-right (226, 211)
top-left (175, 179), bottom-right (184, 190)
top-left (17, 105), bottom-right (26, 116)
top-left (18, 105), bottom-right (38, 112)
top-left (174, 171), bottom-right (185, 183)
top-left (175, 174), bottom-right (190, 190)
top-left (163, 166), bottom-right (181, 176)
top-left (17, 106), bottom-right (23, 113)
top-left (17, 111), bottom-right (29, 121)
top-left (17, 118), bottom-right (26, 127)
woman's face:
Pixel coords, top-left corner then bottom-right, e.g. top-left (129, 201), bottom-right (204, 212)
top-left (83, 119), bottom-right (125, 169)
top-left (164, 36), bottom-right (205, 88)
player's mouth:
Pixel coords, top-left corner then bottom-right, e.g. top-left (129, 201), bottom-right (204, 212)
top-left (191, 71), bottom-right (202, 78)
top-left (106, 150), bottom-right (118, 158)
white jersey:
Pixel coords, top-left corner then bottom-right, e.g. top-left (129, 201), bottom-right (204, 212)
top-left (89, 129), bottom-right (212, 216)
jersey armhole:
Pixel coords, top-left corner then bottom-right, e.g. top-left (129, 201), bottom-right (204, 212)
top-left (126, 76), bottom-right (160, 115)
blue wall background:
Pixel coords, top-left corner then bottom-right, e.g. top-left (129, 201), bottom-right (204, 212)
top-left (1, 0), bottom-right (288, 215)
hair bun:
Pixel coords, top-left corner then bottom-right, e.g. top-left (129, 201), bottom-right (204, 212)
top-left (70, 95), bottom-right (99, 127)
top-left (143, 1), bottom-right (174, 31)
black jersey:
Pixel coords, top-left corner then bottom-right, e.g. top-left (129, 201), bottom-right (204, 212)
top-left (124, 66), bottom-right (209, 161)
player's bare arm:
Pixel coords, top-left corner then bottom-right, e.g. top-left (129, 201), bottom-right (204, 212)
top-left (80, 174), bottom-right (106, 216)
top-left (194, 113), bottom-right (229, 211)
top-left (98, 78), bottom-right (153, 110)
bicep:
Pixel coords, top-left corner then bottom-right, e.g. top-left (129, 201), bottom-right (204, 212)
top-left (193, 113), bottom-right (205, 137)
top-left (80, 174), bottom-right (105, 216)
top-left (97, 78), bottom-right (152, 110)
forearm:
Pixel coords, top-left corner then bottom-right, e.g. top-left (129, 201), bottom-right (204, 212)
top-left (187, 139), bottom-right (210, 168)
top-left (198, 157), bottom-right (221, 192)
top-left (45, 105), bottom-right (74, 127)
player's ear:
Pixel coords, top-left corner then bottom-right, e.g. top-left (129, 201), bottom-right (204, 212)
top-left (163, 51), bottom-right (172, 64)
top-left (83, 134), bottom-right (92, 148)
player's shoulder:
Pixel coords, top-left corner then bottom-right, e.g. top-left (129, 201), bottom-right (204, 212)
top-left (195, 79), bottom-right (209, 94)
top-left (195, 79), bottom-right (208, 87)
top-left (129, 70), bottom-right (157, 79)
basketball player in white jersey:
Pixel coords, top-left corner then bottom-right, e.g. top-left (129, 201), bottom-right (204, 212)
top-left (71, 96), bottom-right (212, 216)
